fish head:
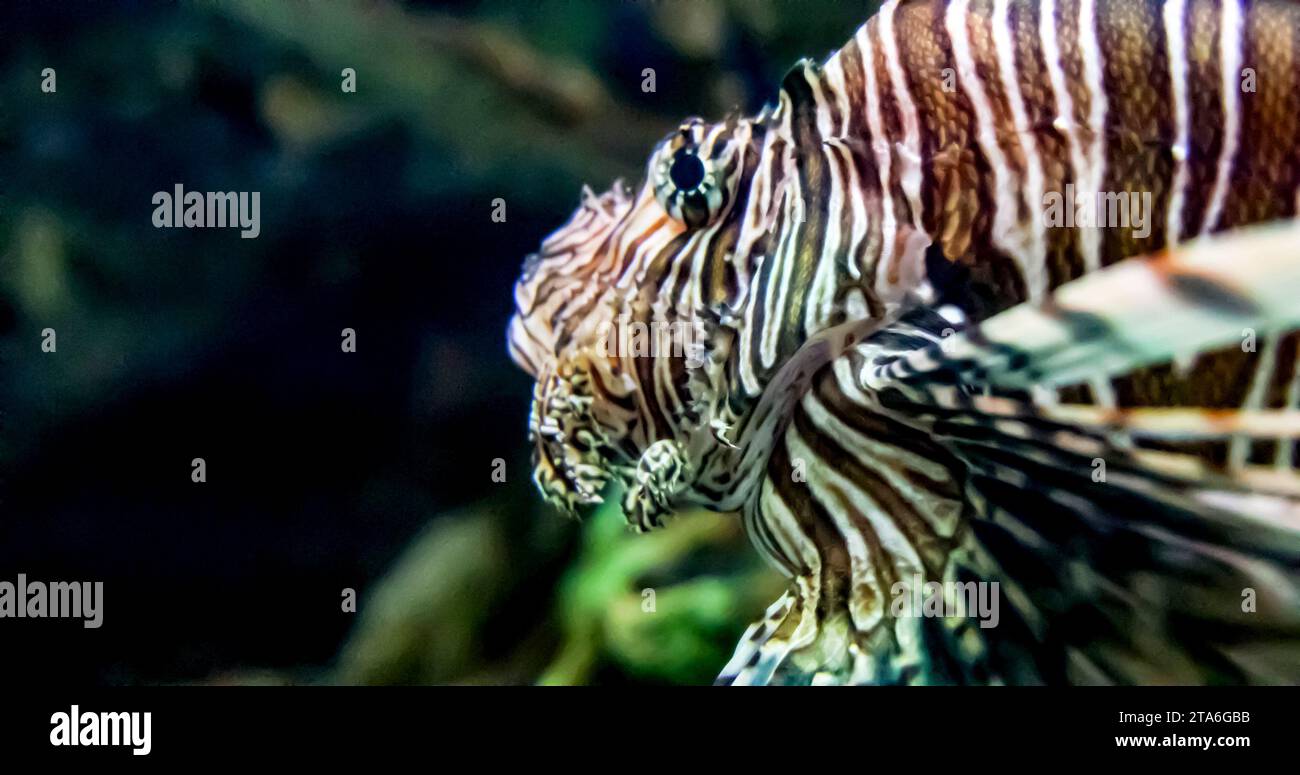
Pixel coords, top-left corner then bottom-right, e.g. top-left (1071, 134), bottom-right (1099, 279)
top-left (507, 115), bottom-right (772, 516)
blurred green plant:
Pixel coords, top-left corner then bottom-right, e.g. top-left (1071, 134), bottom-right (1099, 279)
top-left (540, 499), bottom-right (785, 685)
top-left (332, 494), bottom-right (783, 685)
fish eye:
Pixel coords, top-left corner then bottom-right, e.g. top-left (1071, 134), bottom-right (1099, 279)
top-left (669, 150), bottom-right (706, 191)
top-left (652, 127), bottom-right (728, 228)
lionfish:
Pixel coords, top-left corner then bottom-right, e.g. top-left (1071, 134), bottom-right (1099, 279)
top-left (507, 0), bottom-right (1300, 684)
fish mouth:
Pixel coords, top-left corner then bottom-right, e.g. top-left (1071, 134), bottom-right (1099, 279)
top-left (527, 366), bottom-right (621, 517)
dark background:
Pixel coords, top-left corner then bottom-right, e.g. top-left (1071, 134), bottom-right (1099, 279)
top-left (0, 0), bottom-right (867, 685)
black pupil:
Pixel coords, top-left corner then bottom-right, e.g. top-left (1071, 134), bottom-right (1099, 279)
top-left (669, 151), bottom-right (706, 191)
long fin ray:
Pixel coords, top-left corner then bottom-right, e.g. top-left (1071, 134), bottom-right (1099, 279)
top-left (722, 223), bottom-right (1300, 684)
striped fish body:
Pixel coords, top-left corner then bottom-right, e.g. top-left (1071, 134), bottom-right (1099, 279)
top-left (786, 0), bottom-right (1300, 433)
top-left (509, 0), bottom-right (1300, 684)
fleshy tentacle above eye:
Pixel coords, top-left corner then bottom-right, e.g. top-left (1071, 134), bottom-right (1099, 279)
top-left (725, 221), bottom-right (1300, 685)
